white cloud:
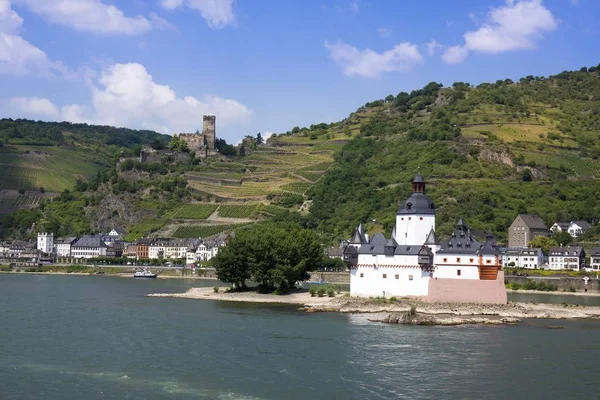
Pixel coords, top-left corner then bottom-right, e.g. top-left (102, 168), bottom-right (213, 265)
top-left (426, 39), bottom-right (444, 56)
top-left (262, 131), bottom-right (274, 141)
top-left (0, 0), bottom-right (65, 77)
top-left (5, 63), bottom-right (251, 135)
top-left (9, 96), bottom-right (59, 118)
top-left (161, 0), bottom-right (235, 29)
top-left (441, 0), bottom-right (557, 64)
top-left (14, 0), bottom-right (158, 35)
top-left (377, 27), bottom-right (392, 38)
top-left (324, 41), bottom-right (423, 78)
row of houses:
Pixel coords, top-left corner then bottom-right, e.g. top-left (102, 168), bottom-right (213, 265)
top-left (508, 214), bottom-right (593, 248)
top-left (1, 229), bottom-right (229, 265)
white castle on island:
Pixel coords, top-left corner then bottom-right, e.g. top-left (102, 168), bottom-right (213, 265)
top-left (344, 173), bottom-right (507, 304)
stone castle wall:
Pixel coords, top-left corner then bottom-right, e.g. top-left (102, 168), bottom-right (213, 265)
top-left (427, 271), bottom-right (508, 304)
top-left (203, 115), bottom-right (216, 150)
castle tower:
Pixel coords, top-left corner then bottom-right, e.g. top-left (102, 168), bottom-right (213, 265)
top-left (202, 115), bottom-right (216, 151)
top-left (37, 232), bottom-right (54, 254)
top-left (395, 173), bottom-right (436, 245)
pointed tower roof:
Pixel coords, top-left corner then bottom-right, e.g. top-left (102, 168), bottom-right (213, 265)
top-left (391, 226), bottom-right (396, 238)
top-left (370, 232), bottom-right (387, 246)
top-left (457, 216), bottom-right (466, 227)
top-left (385, 236), bottom-right (398, 247)
top-left (412, 173), bottom-right (425, 184)
top-left (424, 228), bottom-right (438, 245)
top-left (350, 226), bottom-right (365, 244)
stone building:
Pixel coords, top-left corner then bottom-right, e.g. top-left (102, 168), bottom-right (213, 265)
top-left (178, 115), bottom-right (216, 153)
top-left (508, 214), bottom-right (550, 248)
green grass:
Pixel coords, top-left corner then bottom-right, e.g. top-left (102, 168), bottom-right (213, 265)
top-left (172, 223), bottom-right (253, 238)
top-left (169, 204), bottom-right (218, 219)
top-left (279, 182), bottom-right (311, 194)
top-left (0, 146), bottom-right (106, 192)
top-left (258, 204), bottom-right (289, 216)
top-left (216, 204), bottom-right (259, 218)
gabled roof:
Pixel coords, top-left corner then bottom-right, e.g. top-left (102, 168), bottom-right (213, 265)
top-left (385, 237), bottom-right (398, 248)
top-left (370, 232), bottom-right (387, 246)
top-left (591, 248), bottom-right (600, 256)
top-left (477, 231), bottom-right (498, 256)
top-left (73, 236), bottom-right (107, 248)
top-left (438, 218), bottom-right (480, 255)
top-left (571, 220), bottom-right (591, 229)
top-left (552, 222), bottom-right (570, 230)
top-left (517, 214), bottom-right (548, 230)
top-left (549, 246), bottom-right (584, 256)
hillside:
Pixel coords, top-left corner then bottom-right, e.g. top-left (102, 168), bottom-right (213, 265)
top-left (301, 65), bottom-right (600, 242)
top-left (2, 65), bottom-right (600, 243)
top-left (0, 119), bottom-right (170, 214)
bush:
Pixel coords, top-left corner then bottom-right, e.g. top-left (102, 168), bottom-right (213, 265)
top-left (408, 305), bottom-right (417, 316)
top-left (317, 287), bottom-right (326, 297)
top-left (568, 286), bottom-right (576, 292)
top-left (389, 296), bottom-right (398, 303)
top-left (213, 286), bottom-right (219, 293)
top-left (327, 288), bottom-right (335, 297)
top-left (309, 286), bottom-right (317, 297)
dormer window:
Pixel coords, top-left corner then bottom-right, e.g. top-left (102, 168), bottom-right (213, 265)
top-left (406, 202), bottom-right (412, 211)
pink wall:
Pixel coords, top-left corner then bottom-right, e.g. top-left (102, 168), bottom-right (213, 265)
top-left (427, 271), bottom-right (507, 304)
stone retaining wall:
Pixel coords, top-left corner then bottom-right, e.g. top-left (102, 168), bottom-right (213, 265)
top-left (427, 271), bottom-right (508, 304)
top-left (505, 275), bottom-right (600, 293)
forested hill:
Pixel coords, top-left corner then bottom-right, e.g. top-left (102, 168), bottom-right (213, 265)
top-left (0, 119), bottom-right (171, 195)
top-left (0, 119), bottom-right (169, 150)
top-left (282, 65), bottom-right (600, 242)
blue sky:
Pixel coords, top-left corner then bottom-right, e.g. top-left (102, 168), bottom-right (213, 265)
top-left (0, 0), bottom-right (598, 143)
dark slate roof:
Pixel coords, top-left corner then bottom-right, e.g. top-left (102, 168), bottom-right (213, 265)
top-left (437, 218), bottom-right (480, 255)
top-left (385, 237), bottom-right (398, 247)
top-left (553, 222), bottom-right (570, 230)
top-left (56, 237), bottom-right (78, 245)
top-left (549, 246), bottom-right (584, 256)
top-left (477, 231), bottom-right (498, 256)
top-left (350, 224), bottom-right (367, 244)
top-left (591, 248), bottom-right (600, 256)
top-left (343, 246), bottom-right (358, 255)
top-left (370, 233), bottom-right (387, 246)
top-left (412, 173), bottom-right (425, 183)
top-left (518, 214), bottom-right (548, 230)
top-left (398, 192), bottom-right (435, 215)
top-left (73, 236), bottom-right (107, 248)
top-left (424, 229), bottom-right (438, 245)
top-left (572, 220), bottom-right (591, 229)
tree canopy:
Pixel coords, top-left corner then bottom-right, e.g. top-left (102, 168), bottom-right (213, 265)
top-left (212, 222), bottom-right (324, 291)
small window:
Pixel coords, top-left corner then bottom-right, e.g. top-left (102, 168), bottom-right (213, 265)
top-left (419, 217), bottom-right (423, 220)
top-left (457, 269), bottom-right (461, 276)
top-left (456, 258), bottom-right (461, 263)
top-left (382, 274), bottom-right (387, 279)
top-left (409, 217), bottom-right (411, 220)
top-left (469, 258), bottom-right (474, 263)
top-left (401, 217), bottom-right (404, 220)
top-left (360, 273), bottom-right (364, 278)
top-left (443, 258), bottom-right (447, 262)
top-left (486, 260), bottom-right (491, 264)
top-left (408, 275), bottom-right (413, 281)
top-left (395, 274), bottom-right (399, 279)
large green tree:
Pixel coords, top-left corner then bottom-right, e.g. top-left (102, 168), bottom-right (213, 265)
top-left (528, 236), bottom-right (558, 255)
top-left (212, 222), bottom-right (324, 291)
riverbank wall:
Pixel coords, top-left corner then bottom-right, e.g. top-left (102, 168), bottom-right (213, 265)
top-left (505, 275), bottom-right (600, 293)
top-left (309, 272), bottom-right (350, 284)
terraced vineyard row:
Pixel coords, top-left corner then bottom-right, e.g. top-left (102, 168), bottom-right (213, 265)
top-left (169, 204), bottom-right (218, 219)
top-left (172, 223), bottom-right (253, 238)
top-left (279, 182), bottom-right (311, 194)
top-left (216, 204), bottom-right (259, 218)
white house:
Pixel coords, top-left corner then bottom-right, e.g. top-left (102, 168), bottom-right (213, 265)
top-left (550, 221), bottom-right (592, 238)
top-left (71, 236), bottom-right (108, 259)
top-left (590, 248), bottom-right (600, 271)
top-left (37, 232), bottom-right (54, 255)
top-left (55, 237), bottom-right (78, 257)
top-left (548, 246), bottom-right (585, 270)
top-left (502, 248), bottom-right (544, 269)
top-left (346, 174), bottom-right (506, 304)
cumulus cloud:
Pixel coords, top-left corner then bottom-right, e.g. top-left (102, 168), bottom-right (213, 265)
top-left (426, 39), bottom-right (444, 56)
top-left (325, 41), bottom-right (423, 78)
top-left (160, 0), bottom-right (235, 29)
top-left (13, 0), bottom-right (160, 35)
top-left (441, 0), bottom-right (557, 64)
top-left (0, 0), bottom-right (65, 77)
top-left (4, 63), bottom-right (252, 135)
top-left (8, 96), bottom-right (59, 118)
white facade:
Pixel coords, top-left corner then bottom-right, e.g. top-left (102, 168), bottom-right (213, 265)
top-left (548, 247), bottom-right (584, 270)
top-left (148, 245), bottom-right (165, 259)
top-left (56, 243), bottom-right (72, 257)
top-left (502, 248), bottom-right (544, 269)
top-left (590, 250), bottom-right (600, 271)
top-left (350, 266), bottom-right (430, 297)
top-left (568, 222), bottom-right (586, 238)
top-left (395, 214), bottom-right (435, 246)
top-left (37, 232), bottom-right (54, 254)
top-left (72, 246), bottom-right (107, 259)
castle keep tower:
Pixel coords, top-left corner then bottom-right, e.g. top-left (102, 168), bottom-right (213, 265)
top-left (395, 173), bottom-right (436, 245)
top-left (202, 115), bottom-right (216, 151)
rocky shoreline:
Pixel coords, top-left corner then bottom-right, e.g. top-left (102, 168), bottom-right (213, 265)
top-left (147, 287), bottom-right (600, 325)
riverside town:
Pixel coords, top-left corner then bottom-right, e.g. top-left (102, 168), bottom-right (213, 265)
top-left (2, 1), bottom-right (600, 398)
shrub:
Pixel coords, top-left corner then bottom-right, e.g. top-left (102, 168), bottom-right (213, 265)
top-left (317, 287), bottom-right (326, 297)
top-left (327, 288), bottom-right (335, 297)
top-left (309, 286), bottom-right (317, 297)
top-left (408, 305), bottom-right (417, 316)
top-left (389, 296), bottom-right (398, 303)
top-left (213, 286), bottom-right (219, 293)
top-left (568, 286), bottom-right (576, 292)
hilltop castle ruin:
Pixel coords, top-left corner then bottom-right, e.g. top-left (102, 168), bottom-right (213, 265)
top-left (179, 115), bottom-right (216, 153)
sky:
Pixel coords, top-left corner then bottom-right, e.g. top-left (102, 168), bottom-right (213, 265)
top-left (0, 0), bottom-right (599, 143)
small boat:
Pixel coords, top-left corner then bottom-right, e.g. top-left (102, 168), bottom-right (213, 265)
top-left (134, 269), bottom-right (157, 279)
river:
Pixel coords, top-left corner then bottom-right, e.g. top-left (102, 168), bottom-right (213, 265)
top-left (1, 274), bottom-right (599, 399)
